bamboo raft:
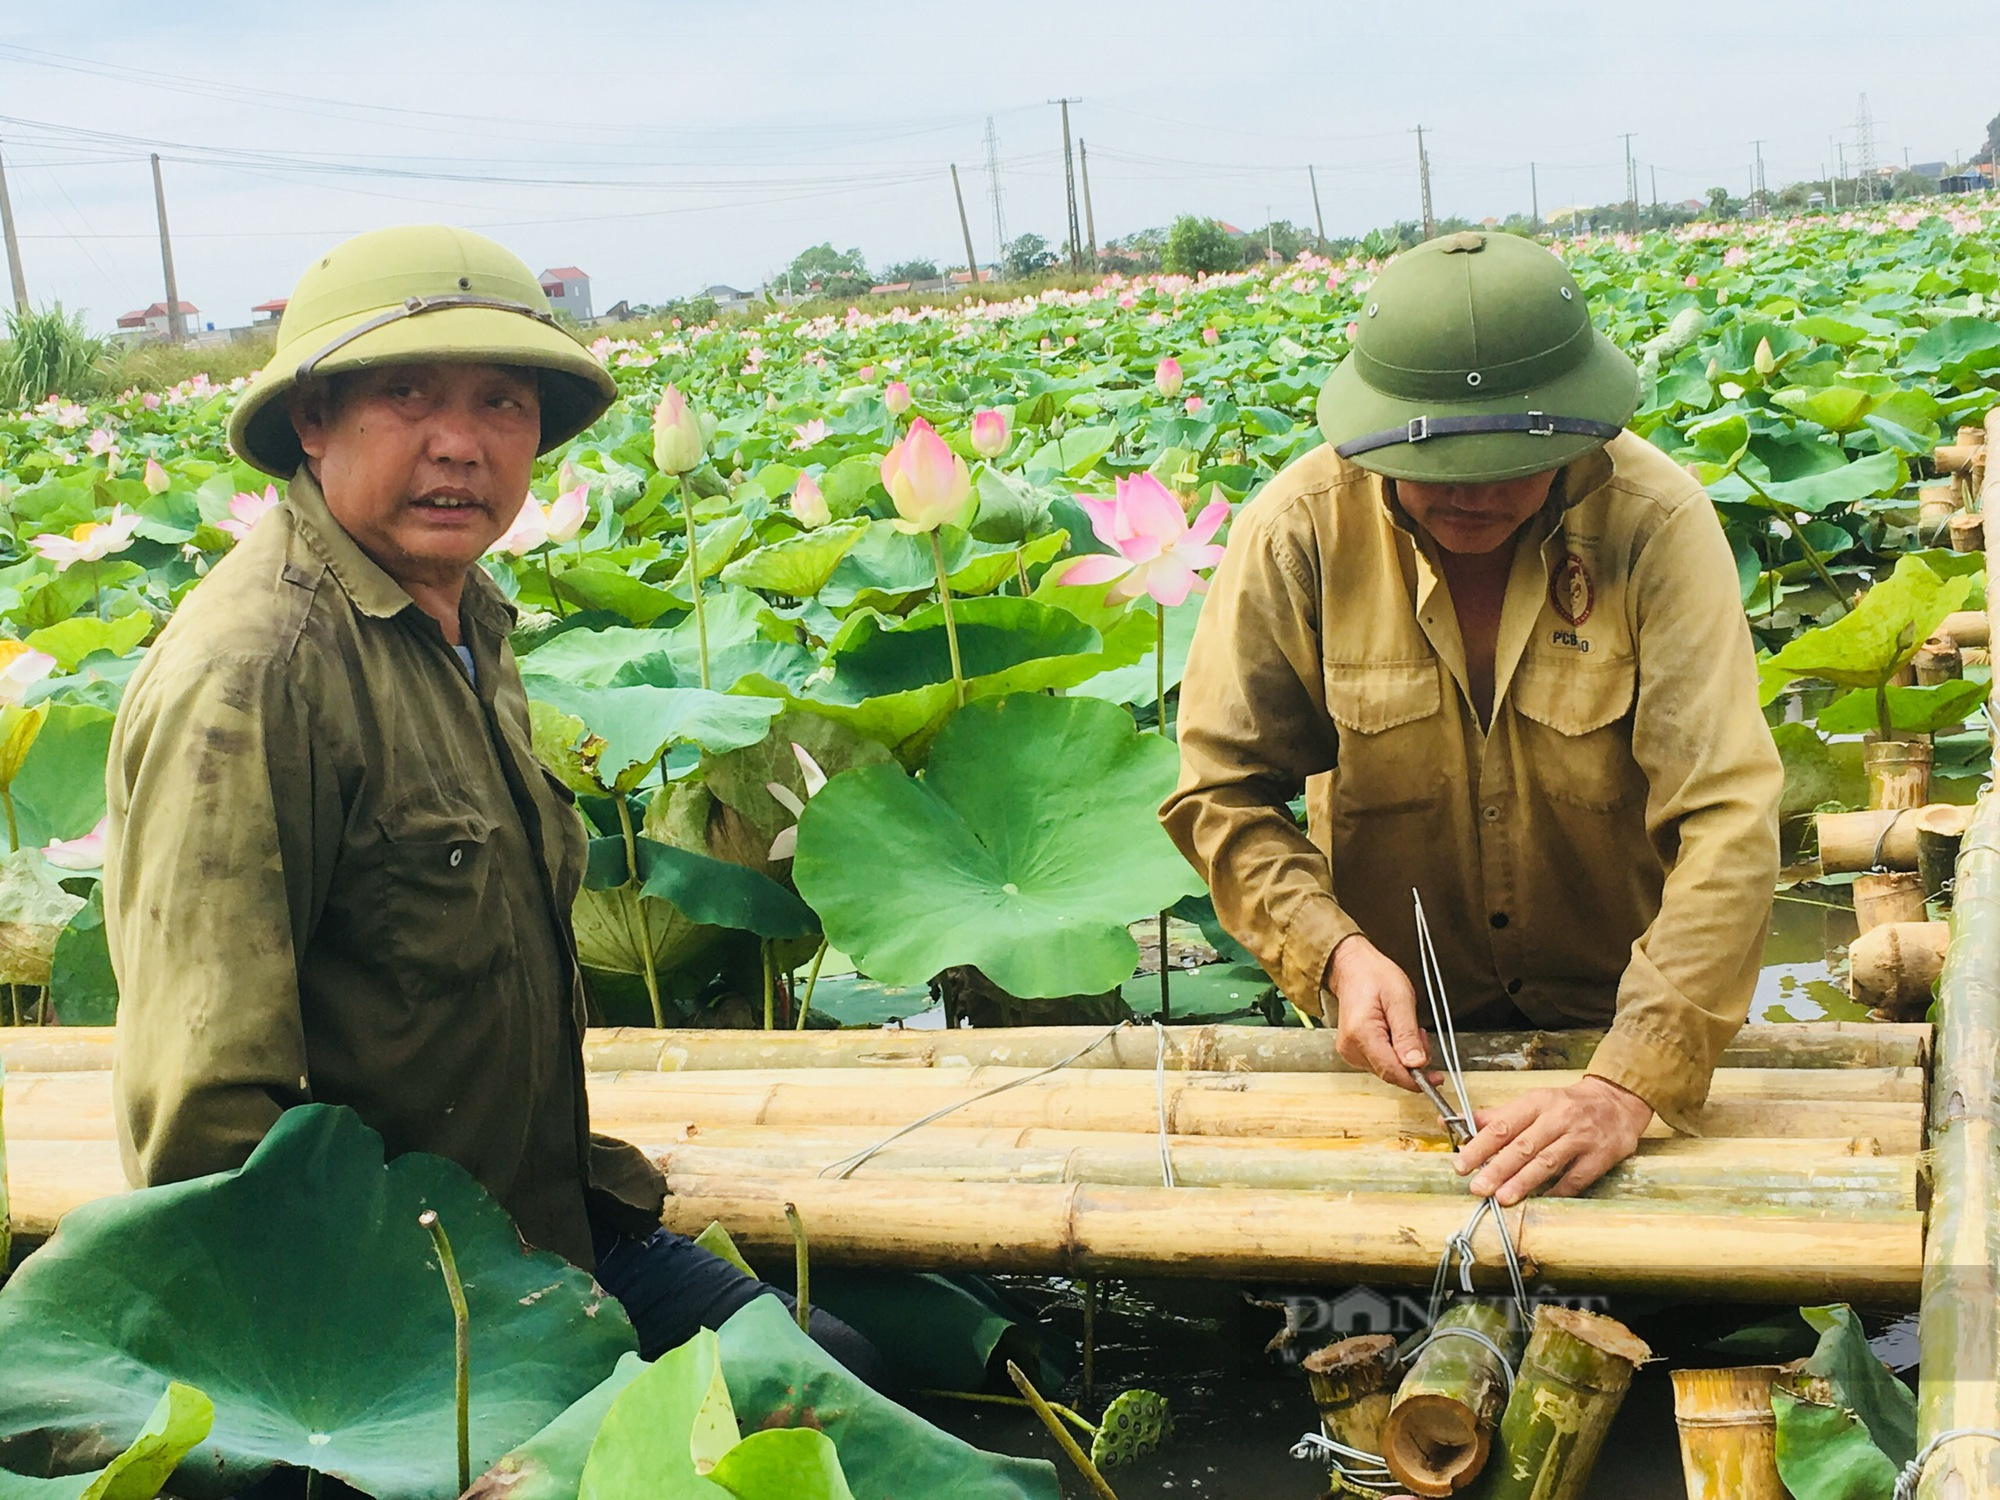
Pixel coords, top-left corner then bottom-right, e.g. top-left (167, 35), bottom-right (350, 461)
top-left (0, 1019), bottom-right (1934, 1305)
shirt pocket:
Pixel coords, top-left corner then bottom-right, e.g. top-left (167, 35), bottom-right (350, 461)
top-left (1510, 653), bottom-right (1645, 812)
top-left (1323, 659), bottom-right (1447, 813)
top-left (352, 791), bottom-right (507, 998)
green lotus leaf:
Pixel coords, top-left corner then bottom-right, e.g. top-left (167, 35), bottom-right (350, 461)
top-left (579, 1331), bottom-right (739, 1500)
top-left (0, 849), bottom-right (84, 986)
top-left (0, 1382), bottom-right (213, 1500)
top-left (1769, 384), bottom-right (1878, 433)
top-left (711, 1429), bottom-right (855, 1500)
top-left (10, 704), bottom-right (114, 849)
top-left (528, 700), bottom-right (604, 796)
top-left (817, 523), bottom-right (1063, 613)
top-left (571, 881), bottom-right (721, 981)
top-left (551, 561), bottom-right (680, 626)
top-left (520, 590), bottom-right (814, 692)
top-left (699, 711), bottom-right (895, 852)
top-left (1902, 315), bottom-right (2000, 380)
top-left (48, 885), bottom-right (116, 1025)
top-left (0, 1104), bottom-right (636, 1500)
top-left (1772, 1388), bottom-right (1900, 1500)
top-left (1815, 679), bottom-right (1988, 736)
top-left (525, 682), bottom-right (783, 790)
top-left (1763, 555), bottom-right (1974, 696)
top-left (22, 613), bottom-right (150, 674)
top-left (719, 518), bottom-right (870, 597)
top-left (465, 1355), bottom-right (645, 1500)
top-left (1074, 592), bottom-right (1204, 709)
top-left (1797, 1303), bottom-right (1915, 1465)
top-left (1024, 424), bottom-right (1116, 477)
top-left (793, 694), bottom-right (1203, 996)
top-left (718, 1296), bottom-right (1060, 1500)
top-left (584, 835), bottom-right (817, 939)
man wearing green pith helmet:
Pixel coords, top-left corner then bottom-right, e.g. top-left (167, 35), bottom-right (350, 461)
top-left (104, 225), bottom-right (883, 1382)
top-left (1164, 231), bottom-right (1783, 1201)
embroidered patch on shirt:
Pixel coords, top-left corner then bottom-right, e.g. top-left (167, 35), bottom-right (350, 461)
top-left (1549, 553), bottom-right (1595, 627)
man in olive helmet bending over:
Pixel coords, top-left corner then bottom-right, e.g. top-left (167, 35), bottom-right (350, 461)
top-left (106, 225), bottom-right (882, 1381)
top-left (1164, 232), bottom-right (1782, 1202)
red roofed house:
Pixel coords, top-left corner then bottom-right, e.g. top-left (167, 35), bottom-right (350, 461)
top-left (539, 267), bottom-right (592, 322)
top-left (116, 301), bottom-right (198, 339)
top-left (252, 297), bottom-right (288, 325)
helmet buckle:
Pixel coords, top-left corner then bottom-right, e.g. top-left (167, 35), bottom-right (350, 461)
top-left (1526, 411), bottom-right (1555, 437)
top-left (1406, 416), bottom-right (1431, 443)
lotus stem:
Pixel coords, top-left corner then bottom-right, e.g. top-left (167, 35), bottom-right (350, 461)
top-left (615, 795), bottom-right (664, 1028)
top-left (541, 549), bottom-right (566, 618)
top-left (1733, 467), bottom-right (1849, 614)
top-left (1008, 1360), bottom-right (1122, 1500)
top-left (418, 1210), bottom-right (471, 1497)
top-left (794, 940), bottom-right (828, 1030)
top-left (761, 941), bottom-right (776, 1032)
top-left (2, 787), bottom-right (19, 852)
top-left (918, 1387), bottom-right (1099, 1438)
top-left (784, 1200), bottom-right (811, 1334)
top-left (1154, 599), bottom-right (1168, 739)
top-left (304, 1470), bottom-right (321, 1500)
top-left (1082, 1278), bottom-right (1097, 1401)
top-left (928, 530), bottom-right (967, 708)
top-left (1157, 913), bottom-right (1171, 1022)
top-left (680, 476), bottom-right (712, 690)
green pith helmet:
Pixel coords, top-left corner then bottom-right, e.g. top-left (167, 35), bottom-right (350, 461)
top-left (1315, 231), bottom-right (1640, 483)
top-left (228, 225), bottom-right (618, 478)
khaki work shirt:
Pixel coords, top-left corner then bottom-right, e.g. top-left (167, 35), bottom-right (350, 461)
top-left (106, 469), bottom-right (663, 1268)
top-left (1163, 433), bottom-right (1783, 1131)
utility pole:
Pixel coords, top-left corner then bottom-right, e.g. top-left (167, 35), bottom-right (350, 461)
top-left (982, 117), bottom-right (1007, 265)
top-left (1051, 98), bottom-right (1083, 273)
top-left (1620, 133), bottom-right (1638, 234)
top-left (0, 138), bottom-right (27, 314)
top-left (1309, 165), bottom-right (1326, 249)
top-left (1855, 94), bottom-right (1879, 203)
top-left (1078, 139), bottom-right (1097, 266)
top-left (1751, 139), bottom-right (1767, 217)
top-left (1414, 125), bottom-right (1434, 240)
top-left (150, 153), bottom-right (186, 344)
top-left (1530, 161), bottom-right (1540, 231)
top-left (1649, 163), bottom-right (1658, 223)
top-left (950, 164), bottom-right (981, 286)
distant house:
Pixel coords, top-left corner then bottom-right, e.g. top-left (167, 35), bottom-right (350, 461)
top-left (251, 297), bottom-right (288, 325)
top-left (1912, 161), bottom-right (1949, 180)
top-left (704, 284), bottom-right (758, 315)
top-left (115, 301), bottom-right (199, 338)
top-left (538, 267), bottom-right (592, 321)
top-left (947, 268), bottom-right (995, 285)
top-left (1217, 221), bottom-right (1247, 238)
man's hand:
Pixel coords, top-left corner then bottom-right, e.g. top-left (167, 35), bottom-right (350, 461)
top-left (1455, 1077), bottom-right (1653, 1205)
top-left (1325, 934), bottom-right (1430, 1092)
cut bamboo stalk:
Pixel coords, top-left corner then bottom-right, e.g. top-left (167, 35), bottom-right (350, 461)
top-left (1482, 1306), bottom-right (1650, 1500)
top-left (1916, 803), bottom-right (1978, 904)
top-left (1960, 423), bottom-right (1989, 447)
top-left (1920, 482), bottom-right (1963, 534)
top-left (1849, 921), bottom-right (1950, 1021)
top-left (4, 1139), bottom-right (129, 1238)
top-left (1854, 870), bottom-right (1930, 934)
top-left (1865, 740), bottom-right (1934, 810)
top-left (1936, 610), bottom-right (1990, 649)
top-left (0, 1021), bottom-right (1932, 1076)
top-left (1382, 1299), bottom-right (1519, 1496)
top-left (1951, 512), bottom-right (1987, 553)
top-left (657, 1178), bottom-right (1924, 1303)
top-left (1915, 636), bottom-right (1964, 685)
top-left (1818, 807), bottom-right (1923, 872)
top-left (1916, 791), bottom-right (2000, 1500)
top-left (1303, 1335), bottom-right (1402, 1498)
top-left (1935, 443), bottom-right (1984, 475)
top-left (1670, 1366), bottom-right (1786, 1500)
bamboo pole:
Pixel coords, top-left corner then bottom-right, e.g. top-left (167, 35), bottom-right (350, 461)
top-left (1854, 870), bottom-right (1930, 933)
top-left (1917, 804), bottom-right (1978, 903)
top-left (1381, 1299), bottom-right (1519, 1496)
top-left (657, 1177), bottom-right (1923, 1302)
top-left (1915, 636), bottom-right (1964, 685)
top-left (1670, 1366), bottom-right (1787, 1500)
top-left (1303, 1335), bottom-right (1402, 1499)
top-left (1481, 1306), bottom-right (1649, 1500)
top-left (1951, 513), bottom-right (1986, 553)
top-left (1849, 921), bottom-right (1950, 1020)
top-left (1865, 741), bottom-right (1934, 809)
top-left (0, 1021), bottom-right (1931, 1075)
top-left (1819, 807), bottom-right (1924, 872)
top-left (1915, 791), bottom-right (2000, 1500)
top-left (1936, 610), bottom-right (1990, 649)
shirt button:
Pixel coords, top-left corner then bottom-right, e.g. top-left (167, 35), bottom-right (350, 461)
top-left (1481, 805), bottom-right (1501, 823)
top-left (449, 848), bottom-right (464, 868)
top-left (1490, 912), bottom-right (1509, 929)
top-left (1507, 978), bottom-right (1523, 995)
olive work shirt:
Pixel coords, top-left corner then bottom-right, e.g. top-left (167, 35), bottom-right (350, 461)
top-left (105, 468), bottom-right (664, 1269)
top-left (1162, 433), bottom-right (1783, 1132)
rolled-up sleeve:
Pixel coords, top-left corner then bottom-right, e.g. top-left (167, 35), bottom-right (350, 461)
top-left (1588, 495), bottom-right (1783, 1131)
top-left (1160, 492), bottom-right (1358, 1013)
top-left (107, 647), bottom-right (323, 1187)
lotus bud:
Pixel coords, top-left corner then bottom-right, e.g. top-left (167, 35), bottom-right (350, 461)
top-left (1184, 395), bottom-right (1204, 416)
top-left (883, 380), bottom-right (913, 415)
top-left (545, 485), bottom-right (589, 545)
top-left (1706, 358), bottom-right (1721, 382)
top-left (143, 458), bottom-right (170, 495)
top-left (1753, 337), bottom-right (1777, 377)
top-left (651, 385), bottom-right (706, 475)
top-left (1202, 326), bottom-right (1220, 346)
top-left (1155, 357), bottom-right (1184, 399)
top-left (880, 417), bottom-right (973, 535)
top-left (970, 408), bottom-right (1010, 459)
top-left (791, 473), bottom-right (831, 529)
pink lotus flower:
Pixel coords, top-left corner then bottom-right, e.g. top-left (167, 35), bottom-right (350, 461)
top-left (1155, 358), bottom-right (1184, 399)
top-left (54, 404), bottom-right (87, 429)
top-left (1723, 245), bottom-right (1749, 267)
top-left (970, 408), bottom-right (1010, 459)
top-left (1118, 292), bottom-right (1136, 309)
top-left (651, 384), bottom-right (706, 475)
top-left (43, 814), bottom-right (108, 871)
top-left (880, 417), bottom-right (973, 534)
top-left (1058, 472), bottom-right (1228, 607)
top-left (1184, 395), bottom-right (1204, 416)
top-left (30, 507), bottom-right (142, 570)
top-left (86, 428), bottom-right (116, 458)
top-left (0, 640), bottom-right (56, 706)
top-left (791, 473), bottom-right (831, 529)
top-left (141, 393), bottom-right (162, 411)
top-left (858, 364), bottom-right (875, 380)
top-left (1683, 273), bottom-right (1699, 289)
top-left (765, 743), bottom-right (830, 861)
top-left (883, 380), bottom-right (913, 415)
top-left (218, 485), bottom-right (280, 542)
top-left (143, 459), bottom-right (171, 495)
top-left (491, 484), bottom-right (588, 556)
top-left (790, 418), bottom-right (830, 450)
top-left (1202, 326), bottom-right (1219, 346)
top-left (1345, 321), bottom-right (1359, 339)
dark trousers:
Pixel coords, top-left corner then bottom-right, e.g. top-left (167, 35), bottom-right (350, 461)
top-left (588, 1214), bottom-right (890, 1390)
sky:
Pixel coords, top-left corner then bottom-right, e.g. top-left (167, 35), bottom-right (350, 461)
top-left (2, 0), bottom-right (1995, 333)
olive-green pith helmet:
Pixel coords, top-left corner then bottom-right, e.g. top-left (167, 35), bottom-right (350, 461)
top-left (1316, 231), bottom-right (1640, 483)
top-left (228, 225), bottom-right (618, 478)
